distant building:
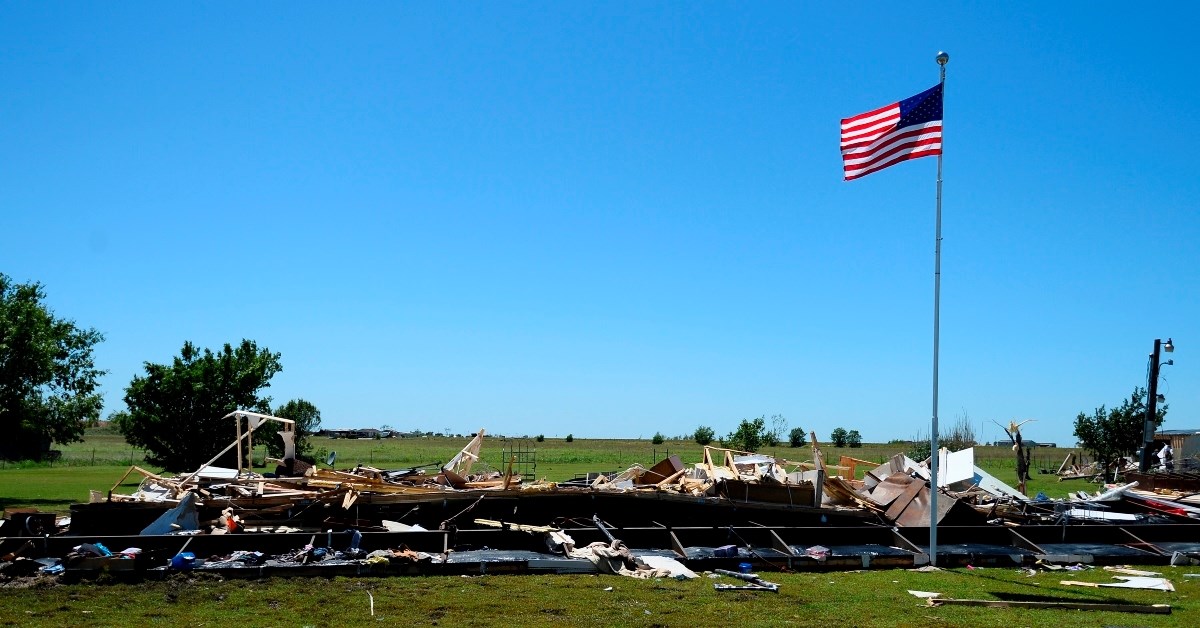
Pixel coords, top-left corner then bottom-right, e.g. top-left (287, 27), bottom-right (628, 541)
top-left (321, 428), bottom-right (394, 439)
top-left (1153, 428), bottom-right (1200, 469)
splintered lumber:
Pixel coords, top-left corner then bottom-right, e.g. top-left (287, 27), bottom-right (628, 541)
top-left (824, 477), bottom-right (885, 512)
top-left (837, 456), bottom-right (879, 480)
top-left (1056, 452), bottom-right (1075, 475)
top-left (928, 598), bottom-right (1170, 614)
top-left (656, 469), bottom-right (687, 488)
top-left (474, 519), bottom-right (558, 533)
top-left (302, 468), bottom-right (444, 494)
top-left (110, 466), bottom-right (175, 495)
top-left (808, 431), bottom-right (825, 473)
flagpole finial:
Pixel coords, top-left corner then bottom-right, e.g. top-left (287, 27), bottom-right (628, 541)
top-left (935, 51), bottom-right (950, 66)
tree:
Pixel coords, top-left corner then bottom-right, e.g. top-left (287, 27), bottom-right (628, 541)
top-left (565, 433), bottom-right (574, 443)
top-left (693, 425), bottom-right (715, 445)
top-left (536, 434), bottom-right (545, 442)
top-left (0, 274), bottom-right (106, 460)
top-left (651, 431), bottom-right (665, 445)
top-left (1073, 387), bottom-right (1165, 472)
top-left (765, 414), bottom-right (787, 447)
top-left (114, 340), bottom-right (282, 471)
top-left (725, 416), bottom-right (768, 452)
top-left (788, 427), bottom-right (807, 448)
top-left (830, 427), bottom-right (849, 447)
top-left (847, 430), bottom-right (862, 448)
top-left (258, 398), bottom-right (321, 460)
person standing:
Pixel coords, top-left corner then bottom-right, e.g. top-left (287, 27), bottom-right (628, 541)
top-left (1157, 443), bottom-right (1173, 470)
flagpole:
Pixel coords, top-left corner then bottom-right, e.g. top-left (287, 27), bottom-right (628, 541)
top-left (929, 50), bottom-right (949, 567)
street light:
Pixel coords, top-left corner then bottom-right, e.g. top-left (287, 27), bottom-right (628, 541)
top-left (1140, 338), bottom-right (1175, 473)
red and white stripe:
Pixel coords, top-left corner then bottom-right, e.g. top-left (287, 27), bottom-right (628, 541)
top-left (841, 103), bottom-right (941, 181)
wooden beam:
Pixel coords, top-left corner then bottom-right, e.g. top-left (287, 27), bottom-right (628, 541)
top-left (837, 456), bottom-right (878, 480)
top-left (883, 480), bottom-right (925, 521)
top-left (1056, 452), bottom-right (1075, 475)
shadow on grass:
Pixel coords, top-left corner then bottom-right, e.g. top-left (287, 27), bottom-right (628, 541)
top-left (0, 497), bottom-right (76, 511)
top-left (962, 568), bottom-right (1144, 605)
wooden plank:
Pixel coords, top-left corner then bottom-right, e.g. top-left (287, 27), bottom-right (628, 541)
top-left (884, 479), bottom-right (925, 521)
top-left (808, 431), bottom-right (825, 473)
top-left (474, 518), bottom-right (557, 533)
top-left (669, 531), bottom-right (686, 558)
top-left (769, 530), bottom-right (794, 556)
top-left (837, 456), bottom-right (878, 480)
top-left (929, 598), bottom-right (1170, 614)
top-left (1056, 452), bottom-right (1075, 475)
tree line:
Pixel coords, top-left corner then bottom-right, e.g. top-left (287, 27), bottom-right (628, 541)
top-left (0, 273), bottom-right (319, 470)
top-left (689, 415), bottom-right (862, 452)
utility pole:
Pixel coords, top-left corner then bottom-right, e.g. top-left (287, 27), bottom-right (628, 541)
top-left (1139, 338), bottom-right (1173, 472)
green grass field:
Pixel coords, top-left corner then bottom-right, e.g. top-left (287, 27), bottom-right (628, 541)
top-left (2, 566), bottom-right (1197, 627)
top-left (0, 427), bottom-right (1089, 515)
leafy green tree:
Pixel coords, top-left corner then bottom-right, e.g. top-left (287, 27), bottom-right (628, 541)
top-left (536, 434), bottom-right (545, 442)
top-left (1074, 387), bottom-right (1164, 470)
top-left (788, 427), bottom-right (807, 448)
top-left (114, 340), bottom-right (282, 471)
top-left (830, 427), bottom-right (849, 447)
top-left (693, 425), bottom-right (715, 445)
top-left (0, 274), bottom-right (106, 460)
top-left (725, 416), bottom-right (768, 452)
top-left (565, 433), bottom-right (574, 443)
top-left (651, 431), bottom-right (665, 444)
top-left (257, 398), bottom-right (321, 459)
top-left (847, 429), bottom-right (862, 448)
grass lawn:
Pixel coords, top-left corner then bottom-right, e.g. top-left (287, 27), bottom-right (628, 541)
top-left (2, 566), bottom-right (1197, 627)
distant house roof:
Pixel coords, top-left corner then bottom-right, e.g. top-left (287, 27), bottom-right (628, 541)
top-left (1156, 429), bottom-right (1200, 435)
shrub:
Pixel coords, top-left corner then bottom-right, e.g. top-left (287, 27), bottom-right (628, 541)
top-left (907, 430), bottom-right (932, 462)
top-left (651, 432), bottom-right (664, 445)
top-left (725, 417), bottom-right (767, 452)
top-left (942, 410), bottom-right (978, 451)
top-left (536, 434), bottom-right (545, 443)
top-left (766, 414), bottom-right (787, 447)
top-left (693, 426), bottom-right (715, 446)
top-left (565, 434), bottom-right (573, 443)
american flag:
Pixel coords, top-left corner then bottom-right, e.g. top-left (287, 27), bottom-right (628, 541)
top-left (841, 83), bottom-right (943, 181)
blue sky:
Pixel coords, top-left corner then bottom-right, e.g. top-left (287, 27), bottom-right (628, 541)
top-left (3, 3), bottom-right (1197, 446)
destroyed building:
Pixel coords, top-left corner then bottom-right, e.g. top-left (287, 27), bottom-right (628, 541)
top-left (4, 411), bottom-right (1200, 581)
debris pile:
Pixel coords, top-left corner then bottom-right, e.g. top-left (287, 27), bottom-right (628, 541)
top-left (6, 412), bottom-right (1200, 582)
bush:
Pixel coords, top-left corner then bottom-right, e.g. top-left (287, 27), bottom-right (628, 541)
top-left (942, 410), bottom-right (978, 451)
top-left (725, 417), bottom-right (768, 453)
top-left (651, 432), bottom-right (664, 445)
top-left (907, 431), bottom-right (932, 462)
top-left (830, 427), bottom-right (848, 447)
top-left (788, 427), bottom-right (807, 448)
top-left (693, 426), bottom-right (715, 446)
top-left (565, 434), bottom-right (574, 443)
top-left (536, 434), bottom-right (545, 442)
